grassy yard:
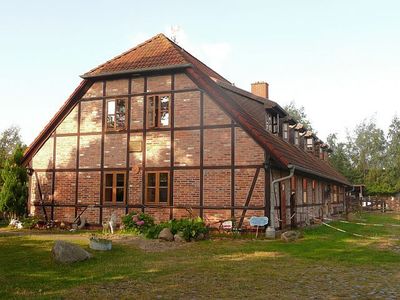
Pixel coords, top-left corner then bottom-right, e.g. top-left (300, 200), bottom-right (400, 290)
top-left (0, 212), bottom-right (399, 299)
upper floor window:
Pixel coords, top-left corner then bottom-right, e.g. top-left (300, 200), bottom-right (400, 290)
top-left (266, 113), bottom-right (279, 134)
top-left (282, 123), bottom-right (289, 140)
top-left (306, 138), bottom-right (313, 151)
top-left (146, 172), bottom-right (169, 204)
top-left (294, 131), bottom-right (300, 146)
top-left (104, 172), bottom-right (126, 204)
top-left (106, 99), bottom-right (126, 130)
top-left (147, 95), bottom-right (170, 128)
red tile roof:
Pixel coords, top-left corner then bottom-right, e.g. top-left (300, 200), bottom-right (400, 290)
top-left (82, 34), bottom-right (230, 83)
top-left (23, 33), bottom-right (350, 185)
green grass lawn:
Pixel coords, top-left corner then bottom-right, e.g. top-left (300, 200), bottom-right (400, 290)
top-left (0, 212), bottom-right (399, 299)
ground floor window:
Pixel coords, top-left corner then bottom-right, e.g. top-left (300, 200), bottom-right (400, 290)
top-left (302, 178), bottom-right (307, 204)
top-left (104, 172), bottom-right (126, 204)
top-left (145, 172), bottom-right (169, 204)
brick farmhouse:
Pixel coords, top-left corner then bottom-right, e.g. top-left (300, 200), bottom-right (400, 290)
top-left (22, 34), bottom-right (350, 230)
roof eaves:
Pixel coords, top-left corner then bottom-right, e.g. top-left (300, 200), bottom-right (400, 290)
top-left (81, 63), bottom-right (193, 79)
top-left (290, 163), bottom-right (351, 186)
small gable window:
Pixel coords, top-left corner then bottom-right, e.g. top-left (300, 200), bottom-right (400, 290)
top-left (106, 99), bottom-right (126, 130)
top-left (147, 95), bottom-right (170, 128)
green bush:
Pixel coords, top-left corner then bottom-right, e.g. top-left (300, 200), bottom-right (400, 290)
top-left (21, 216), bottom-right (40, 229)
top-left (162, 217), bottom-right (209, 241)
top-left (121, 212), bottom-right (209, 241)
top-left (122, 211), bottom-right (155, 234)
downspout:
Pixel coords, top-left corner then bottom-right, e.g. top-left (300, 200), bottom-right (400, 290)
top-left (266, 164), bottom-right (296, 238)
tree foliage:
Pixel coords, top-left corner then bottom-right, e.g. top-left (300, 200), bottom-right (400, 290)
top-left (328, 116), bottom-right (400, 196)
top-left (0, 145), bottom-right (28, 219)
top-left (284, 101), bottom-right (313, 131)
top-left (0, 126), bottom-right (24, 188)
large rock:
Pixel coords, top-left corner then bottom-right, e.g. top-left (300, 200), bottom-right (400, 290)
top-left (281, 230), bottom-right (301, 242)
top-left (174, 232), bottom-right (186, 243)
top-left (158, 228), bottom-right (174, 241)
top-left (52, 240), bottom-right (92, 263)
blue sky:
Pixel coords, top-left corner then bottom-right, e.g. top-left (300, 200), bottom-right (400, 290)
top-left (1, 0), bottom-right (399, 144)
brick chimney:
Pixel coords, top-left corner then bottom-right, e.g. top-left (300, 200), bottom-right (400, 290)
top-left (251, 81), bottom-right (269, 99)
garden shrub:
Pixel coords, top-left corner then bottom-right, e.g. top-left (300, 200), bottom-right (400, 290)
top-left (162, 217), bottom-right (209, 241)
top-left (121, 212), bottom-right (209, 241)
top-left (20, 215), bottom-right (40, 229)
top-left (122, 211), bottom-right (155, 234)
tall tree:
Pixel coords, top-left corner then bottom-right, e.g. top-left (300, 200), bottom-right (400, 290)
top-left (0, 126), bottom-right (24, 188)
top-left (0, 145), bottom-right (28, 219)
top-left (386, 115), bottom-right (400, 194)
top-left (284, 101), bottom-right (313, 131)
top-left (327, 133), bottom-right (357, 183)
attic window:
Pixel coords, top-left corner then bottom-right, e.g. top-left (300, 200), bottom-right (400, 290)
top-left (266, 113), bottom-right (279, 134)
top-left (306, 138), bottom-right (313, 151)
top-left (294, 131), bottom-right (300, 146)
top-left (106, 99), bottom-right (126, 130)
top-left (283, 123), bottom-right (289, 140)
top-left (147, 95), bottom-right (170, 128)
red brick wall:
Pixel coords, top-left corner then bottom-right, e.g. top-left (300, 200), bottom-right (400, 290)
top-left (131, 77), bottom-right (144, 94)
top-left (32, 137), bottom-right (53, 169)
top-left (174, 130), bottom-right (200, 166)
top-left (174, 73), bottom-right (197, 90)
top-left (80, 100), bottom-right (102, 133)
top-left (204, 94), bottom-right (231, 125)
top-left (204, 169), bottom-right (231, 207)
top-left (106, 79), bottom-right (129, 96)
top-left (204, 128), bottom-right (231, 166)
top-left (234, 168), bottom-right (264, 207)
top-left (83, 82), bottom-right (103, 98)
top-left (104, 133), bottom-right (127, 168)
top-left (129, 170), bottom-right (142, 205)
top-left (77, 172), bottom-right (100, 205)
top-left (54, 172), bottom-right (76, 204)
top-left (146, 132), bottom-right (170, 167)
top-left (147, 75), bottom-right (171, 92)
top-left (173, 170), bottom-right (200, 206)
top-left (55, 136), bottom-right (77, 169)
top-left (174, 91), bottom-right (200, 127)
top-left (56, 106), bottom-right (78, 134)
top-left (79, 135), bottom-right (101, 168)
top-left (235, 128), bottom-right (264, 165)
top-left (130, 96), bottom-right (144, 130)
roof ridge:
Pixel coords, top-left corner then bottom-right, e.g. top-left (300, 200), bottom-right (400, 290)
top-left (164, 35), bottom-right (231, 83)
top-left (83, 33), bottom-right (179, 76)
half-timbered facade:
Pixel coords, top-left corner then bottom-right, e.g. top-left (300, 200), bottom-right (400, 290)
top-left (22, 34), bottom-right (350, 230)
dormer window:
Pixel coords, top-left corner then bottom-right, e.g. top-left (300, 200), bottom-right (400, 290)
top-left (282, 123), bottom-right (289, 140)
top-left (306, 138), bottom-right (313, 151)
top-left (266, 112), bottom-right (279, 134)
top-left (294, 131), bottom-right (300, 146)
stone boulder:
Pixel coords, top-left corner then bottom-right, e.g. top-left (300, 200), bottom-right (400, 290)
top-left (158, 228), bottom-right (174, 241)
top-left (174, 232), bottom-right (186, 243)
top-left (52, 240), bottom-right (92, 263)
top-left (281, 230), bottom-right (301, 242)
